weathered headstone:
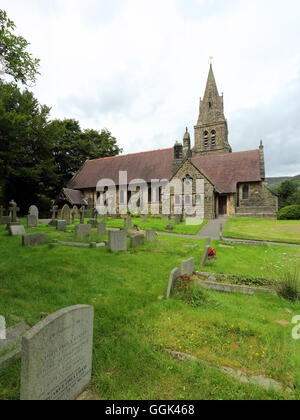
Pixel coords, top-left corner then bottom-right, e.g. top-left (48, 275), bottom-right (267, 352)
top-left (130, 234), bottom-right (145, 248)
top-left (141, 214), bottom-right (148, 222)
top-left (20, 305), bottom-right (94, 400)
top-left (166, 215), bottom-right (174, 231)
top-left (27, 214), bottom-right (38, 229)
top-left (167, 268), bottom-right (181, 299)
top-left (108, 230), bottom-right (127, 252)
top-left (29, 205), bottom-right (39, 220)
top-left (124, 216), bottom-right (132, 230)
top-left (9, 200), bottom-right (20, 223)
top-left (79, 207), bottom-right (85, 224)
top-left (87, 219), bottom-right (98, 228)
top-left (174, 214), bottom-right (181, 225)
top-left (1, 215), bottom-right (11, 225)
top-left (61, 205), bottom-right (71, 225)
top-left (8, 225), bottom-right (25, 236)
top-left (181, 258), bottom-right (195, 276)
top-left (98, 222), bottom-right (106, 237)
top-left (75, 224), bottom-right (92, 239)
top-left (146, 230), bottom-right (157, 243)
top-left (56, 220), bottom-right (66, 232)
top-left (201, 245), bottom-right (211, 267)
top-left (22, 234), bottom-right (48, 247)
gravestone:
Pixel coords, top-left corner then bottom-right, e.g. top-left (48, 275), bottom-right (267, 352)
top-left (141, 215), bottom-right (148, 222)
top-left (27, 214), bottom-right (38, 229)
top-left (166, 215), bottom-right (174, 231)
top-left (201, 245), bottom-right (211, 267)
top-left (1, 215), bottom-right (11, 225)
top-left (9, 200), bottom-right (20, 223)
top-left (49, 204), bottom-right (58, 226)
top-left (79, 207), bottom-right (85, 224)
top-left (174, 215), bottom-right (181, 225)
top-left (71, 208), bottom-right (76, 224)
top-left (130, 234), bottom-right (145, 248)
top-left (146, 230), bottom-right (156, 243)
top-left (108, 230), bottom-right (127, 252)
top-left (181, 258), bottom-right (195, 276)
top-left (71, 206), bottom-right (79, 223)
top-left (29, 205), bottom-right (39, 220)
top-left (166, 268), bottom-right (181, 299)
top-left (20, 305), bottom-right (94, 400)
top-left (61, 205), bottom-right (71, 225)
top-left (56, 220), bottom-right (66, 232)
top-left (22, 234), bottom-right (48, 247)
top-left (98, 222), bottom-right (106, 237)
top-left (8, 225), bottom-right (25, 236)
top-left (87, 219), bottom-right (98, 228)
top-left (124, 216), bottom-right (132, 230)
top-left (75, 224), bottom-right (92, 239)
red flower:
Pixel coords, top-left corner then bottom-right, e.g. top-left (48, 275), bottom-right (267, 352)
top-left (208, 248), bottom-right (216, 257)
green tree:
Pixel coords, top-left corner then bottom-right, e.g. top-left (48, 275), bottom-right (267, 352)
top-left (287, 189), bottom-right (300, 206)
top-left (0, 9), bottom-right (40, 85)
top-left (277, 180), bottom-right (298, 209)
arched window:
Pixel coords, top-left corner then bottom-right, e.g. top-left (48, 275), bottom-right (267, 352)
top-left (242, 185), bottom-right (249, 200)
top-left (211, 130), bottom-right (216, 147)
top-left (204, 131), bottom-right (209, 147)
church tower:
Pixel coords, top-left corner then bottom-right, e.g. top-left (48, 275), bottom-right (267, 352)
top-left (193, 64), bottom-right (232, 156)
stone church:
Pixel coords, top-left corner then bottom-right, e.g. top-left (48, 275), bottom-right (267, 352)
top-left (65, 65), bottom-right (278, 219)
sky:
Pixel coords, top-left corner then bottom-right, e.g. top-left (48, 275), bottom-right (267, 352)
top-left (1, 0), bottom-right (300, 177)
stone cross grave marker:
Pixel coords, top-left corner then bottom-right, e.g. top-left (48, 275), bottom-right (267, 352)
top-left (20, 305), bottom-right (94, 400)
top-left (49, 204), bottom-right (58, 226)
top-left (9, 201), bottom-right (19, 223)
top-left (29, 205), bottom-right (39, 220)
top-left (79, 207), bottom-right (85, 224)
top-left (201, 245), bottom-right (211, 267)
top-left (166, 215), bottom-right (174, 231)
top-left (61, 205), bottom-right (71, 225)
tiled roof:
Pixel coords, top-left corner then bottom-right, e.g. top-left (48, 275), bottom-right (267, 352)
top-left (191, 150), bottom-right (262, 193)
top-left (67, 148), bottom-right (262, 194)
top-left (61, 188), bottom-right (87, 205)
top-left (67, 148), bottom-right (174, 189)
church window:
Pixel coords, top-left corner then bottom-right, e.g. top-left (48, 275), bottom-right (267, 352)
top-left (204, 131), bottom-right (209, 147)
top-left (242, 185), bottom-right (249, 200)
top-left (211, 130), bottom-right (216, 146)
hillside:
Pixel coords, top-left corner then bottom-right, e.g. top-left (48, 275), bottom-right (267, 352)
top-left (267, 174), bottom-right (300, 191)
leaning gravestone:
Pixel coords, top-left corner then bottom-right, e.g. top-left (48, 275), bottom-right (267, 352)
top-left (201, 245), bottom-right (211, 267)
top-left (20, 305), bottom-right (94, 400)
top-left (27, 214), bottom-right (38, 229)
top-left (167, 268), bottom-right (181, 299)
top-left (181, 258), bottom-right (195, 276)
top-left (108, 230), bottom-right (127, 252)
top-left (146, 230), bottom-right (156, 243)
top-left (98, 222), bottom-right (106, 237)
top-left (22, 234), bottom-right (48, 247)
top-left (9, 225), bottom-right (25, 236)
top-left (75, 224), bottom-right (92, 239)
top-left (56, 220), bottom-right (66, 232)
top-left (61, 205), bottom-right (71, 225)
top-left (29, 205), bottom-right (39, 220)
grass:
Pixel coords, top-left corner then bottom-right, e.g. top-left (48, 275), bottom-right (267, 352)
top-left (103, 216), bottom-right (207, 235)
top-left (223, 218), bottom-right (300, 245)
top-left (0, 221), bottom-right (300, 400)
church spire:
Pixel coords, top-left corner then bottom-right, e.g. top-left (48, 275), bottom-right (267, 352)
top-left (193, 64), bottom-right (232, 156)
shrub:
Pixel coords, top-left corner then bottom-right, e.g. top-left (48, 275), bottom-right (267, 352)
top-left (277, 205), bottom-right (300, 220)
top-left (276, 267), bottom-right (299, 302)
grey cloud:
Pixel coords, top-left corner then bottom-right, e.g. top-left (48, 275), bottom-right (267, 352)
top-left (229, 76), bottom-right (300, 176)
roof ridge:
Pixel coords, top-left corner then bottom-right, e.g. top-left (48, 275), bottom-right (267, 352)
top-left (88, 147), bottom-right (173, 162)
top-left (191, 149), bottom-right (259, 159)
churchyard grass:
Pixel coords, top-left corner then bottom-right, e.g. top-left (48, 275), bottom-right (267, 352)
top-left (104, 216), bottom-right (207, 235)
top-left (224, 218), bottom-right (300, 245)
top-left (0, 221), bottom-right (300, 400)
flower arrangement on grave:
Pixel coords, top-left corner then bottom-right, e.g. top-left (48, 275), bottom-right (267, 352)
top-left (208, 248), bottom-right (216, 260)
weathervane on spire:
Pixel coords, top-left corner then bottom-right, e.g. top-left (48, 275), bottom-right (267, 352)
top-left (209, 56), bottom-right (214, 65)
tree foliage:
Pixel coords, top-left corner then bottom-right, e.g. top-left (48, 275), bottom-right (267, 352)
top-left (0, 9), bottom-right (40, 85)
top-left (0, 81), bottom-right (122, 214)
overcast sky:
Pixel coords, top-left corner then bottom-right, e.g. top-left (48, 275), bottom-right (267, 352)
top-left (1, 0), bottom-right (300, 176)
